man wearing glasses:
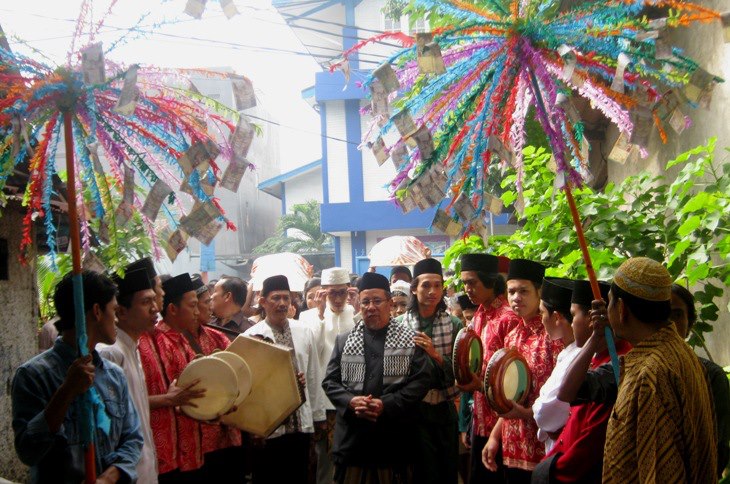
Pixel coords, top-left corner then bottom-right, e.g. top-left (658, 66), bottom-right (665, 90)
top-left (322, 272), bottom-right (432, 483)
top-left (299, 267), bottom-right (359, 484)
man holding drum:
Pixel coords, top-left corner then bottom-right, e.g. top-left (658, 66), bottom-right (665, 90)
top-left (244, 275), bottom-right (326, 484)
top-left (397, 258), bottom-right (463, 484)
top-left (457, 253), bottom-right (515, 484)
top-left (322, 272), bottom-right (432, 483)
top-left (483, 259), bottom-right (563, 483)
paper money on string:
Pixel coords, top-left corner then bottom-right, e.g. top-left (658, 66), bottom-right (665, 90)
top-left (629, 106), bottom-right (652, 148)
top-left (180, 201), bottom-right (222, 237)
top-left (453, 193), bottom-right (475, 221)
top-left (607, 131), bottom-right (635, 165)
top-left (391, 142), bottom-right (408, 169)
top-left (371, 137), bottom-right (388, 166)
top-left (115, 201), bottom-right (134, 227)
top-left (487, 194), bottom-right (504, 215)
top-left (219, 0), bottom-right (239, 19)
top-left (187, 139), bottom-right (220, 174)
top-left (81, 42), bottom-right (105, 85)
top-left (83, 251), bottom-right (106, 274)
top-left (184, 0), bottom-right (207, 19)
top-left (610, 53), bottom-right (631, 94)
top-left (722, 12), bottom-right (730, 42)
top-left (416, 33), bottom-right (446, 75)
top-left (87, 142), bottom-right (104, 174)
top-left (229, 117), bottom-right (255, 158)
top-left (165, 229), bottom-right (189, 262)
top-left (373, 63), bottom-right (400, 93)
top-left (231, 75), bottom-right (256, 111)
top-left (220, 155), bottom-right (249, 192)
top-left (141, 180), bottom-right (173, 222)
top-left (432, 210), bottom-right (461, 237)
top-left (370, 80), bottom-right (389, 117)
top-left (393, 109), bottom-right (418, 138)
top-left (411, 126), bottom-right (435, 162)
top-left (668, 108), bottom-right (687, 134)
top-left (122, 164), bottom-right (135, 206)
top-left (556, 94), bottom-right (580, 125)
top-left (113, 65), bottom-right (139, 116)
top-left (471, 218), bottom-right (489, 241)
top-left (193, 219), bottom-right (223, 245)
top-left (488, 135), bottom-right (513, 165)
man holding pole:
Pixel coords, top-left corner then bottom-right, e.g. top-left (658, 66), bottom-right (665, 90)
top-left (12, 270), bottom-right (143, 483)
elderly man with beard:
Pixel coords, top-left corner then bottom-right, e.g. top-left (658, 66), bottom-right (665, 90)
top-left (98, 266), bottom-right (161, 483)
top-left (397, 258), bottom-right (463, 484)
top-left (244, 275), bottom-right (326, 484)
top-left (322, 272), bottom-right (432, 484)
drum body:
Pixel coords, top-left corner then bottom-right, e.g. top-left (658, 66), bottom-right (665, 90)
top-left (484, 348), bottom-right (532, 414)
top-left (452, 327), bottom-right (483, 385)
top-left (211, 351), bottom-right (253, 407)
top-left (177, 356), bottom-right (239, 421)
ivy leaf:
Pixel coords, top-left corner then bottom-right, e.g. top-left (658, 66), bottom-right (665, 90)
top-left (677, 215), bottom-right (701, 237)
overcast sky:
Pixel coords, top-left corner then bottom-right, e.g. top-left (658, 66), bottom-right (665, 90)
top-left (1, 0), bottom-right (323, 170)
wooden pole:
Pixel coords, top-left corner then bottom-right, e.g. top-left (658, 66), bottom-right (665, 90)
top-left (62, 110), bottom-right (97, 483)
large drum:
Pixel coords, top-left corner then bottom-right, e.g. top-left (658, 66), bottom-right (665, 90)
top-left (210, 351), bottom-right (252, 407)
top-left (221, 335), bottom-right (304, 437)
top-left (484, 348), bottom-right (532, 414)
top-left (452, 327), bottom-right (483, 385)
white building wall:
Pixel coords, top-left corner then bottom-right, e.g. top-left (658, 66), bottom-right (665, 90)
top-left (361, 101), bottom-right (397, 201)
top-left (285, 168), bottom-right (323, 211)
top-left (326, 101), bottom-right (350, 203)
top-left (339, 235), bottom-right (353, 272)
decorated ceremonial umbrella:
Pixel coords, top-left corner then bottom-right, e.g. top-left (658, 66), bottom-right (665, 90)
top-left (250, 252), bottom-right (315, 292)
top-left (332, 0), bottom-right (725, 381)
top-left (368, 235), bottom-right (432, 266)
top-left (0, 11), bottom-right (256, 481)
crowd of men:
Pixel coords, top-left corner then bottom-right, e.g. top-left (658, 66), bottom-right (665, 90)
top-left (11, 253), bottom-right (729, 483)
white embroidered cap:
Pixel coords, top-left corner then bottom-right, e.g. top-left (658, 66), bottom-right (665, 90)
top-left (321, 267), bottom-right (350, 286)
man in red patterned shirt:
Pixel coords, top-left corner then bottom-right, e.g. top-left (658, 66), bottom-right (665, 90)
top-left (140, 273), bottom-right (208, 483)
top-left (457, 253), bottom-right (517, 484)
top-left (483, 260), bottom-right (563, 483)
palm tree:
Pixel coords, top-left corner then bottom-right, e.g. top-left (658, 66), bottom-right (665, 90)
top-left (253, 200), bottom-right (332, 254)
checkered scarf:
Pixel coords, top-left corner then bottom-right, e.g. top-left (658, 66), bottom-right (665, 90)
top-left (341, 320), bottom-right (415, 394)
top-left (401, 309), bottom-right (460, 402)
top-left (270, 321), bottom-right (302, 434)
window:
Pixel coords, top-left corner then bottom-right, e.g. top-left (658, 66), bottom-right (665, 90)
top-left (383, 15), bottom-right (402, 32)
top-left (381, 14), bottom-right (429, 34)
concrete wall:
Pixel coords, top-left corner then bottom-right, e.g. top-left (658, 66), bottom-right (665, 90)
top-left (604, 12), bottom-right (730, 365)
top-left (0, 208), bottom-right (37, 482)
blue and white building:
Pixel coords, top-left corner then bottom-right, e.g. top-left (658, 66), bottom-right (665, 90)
top-left (261, 0), bottom-right (511, 274)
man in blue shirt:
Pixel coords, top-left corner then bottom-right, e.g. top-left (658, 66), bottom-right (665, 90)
top-left (12, 270), bottom-right (143, 483)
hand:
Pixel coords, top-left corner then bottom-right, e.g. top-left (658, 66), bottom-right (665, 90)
top-left (414, 332), bottom-right (442, 364)
top-left (95, 465), bottom-right (121, 484)
top-left (61, 355), bottom-right (95, 398)
top-left (457, 371), bottom-right (482, 393)
top-left (589, 299), bottom-right (609, 346)
top-left (498, 400), bottom-right (531, 420)
top-left (297, 371), bottom-right (306, 389)
top-left (461, 432), bottom-right (471, 449)
top-left (357, 398), bottom-right (384, 422)
top-left (166, 378), bottom-right (205, 408)
top-left (482, 436), bottom-right (500, 472)
top-left (315, 289), bottom-right (328, 319)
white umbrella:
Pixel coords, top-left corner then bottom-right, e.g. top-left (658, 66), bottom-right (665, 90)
top-left (250, 252), bottom-right (314, 291)
top-left (368, 236), bottom-right (431, 266)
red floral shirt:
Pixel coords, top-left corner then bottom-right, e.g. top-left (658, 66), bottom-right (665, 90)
top-left (140, 322), bottom-right (204, 473)
top-left (197, 325), bottom-right (242, 454)
top-left (472, 297), bottom-right (520, 437)
top-left (501, 314), bottom-right (563, 470)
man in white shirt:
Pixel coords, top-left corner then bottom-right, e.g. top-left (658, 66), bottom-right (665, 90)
top-left (244, 275), bottom-right (326, 483)
top-left (98, 265), bottom-right (160, 484)
top-left (298, 267), bottom-right (358, 484)
top-left (532, 277), bottom-right (579, 453)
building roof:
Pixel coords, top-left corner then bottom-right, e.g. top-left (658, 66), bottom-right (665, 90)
top-left (258, 158), bottom-right (322, 199)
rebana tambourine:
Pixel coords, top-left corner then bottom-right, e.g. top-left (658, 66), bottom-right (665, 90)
top-left (452, 327), bottom-right (483, 385)
top-left (177, 356), bottom-right (239, 421)
top-left (211, 351), bottom-right (253, 407)
top-left (484, 347), bottom-right (532, 414)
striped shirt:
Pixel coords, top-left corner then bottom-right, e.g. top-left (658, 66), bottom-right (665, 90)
top-left (603, 325), bottom-right (717, 483)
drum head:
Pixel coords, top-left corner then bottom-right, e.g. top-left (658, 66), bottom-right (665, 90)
top-left (177, 356), bottom-right (239, 421)
top-left (211, 351), bottom-right (253, 407)
top-left (452, 327), bottom-right (483, 385)
top-left (484, 348), bottom-right (532, 414)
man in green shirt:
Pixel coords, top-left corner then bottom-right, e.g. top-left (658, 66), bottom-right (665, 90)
top-left (397, 258), bottom-right (463, 484)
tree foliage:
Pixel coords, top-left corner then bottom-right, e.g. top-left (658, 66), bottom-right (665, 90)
top-left (253, 200), bottom-right (332, 255)
top-left (444, 140), bottom-right (730, 356)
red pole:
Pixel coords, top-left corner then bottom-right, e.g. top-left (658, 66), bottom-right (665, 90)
top-left (63, 110), bottom-right (97, 483)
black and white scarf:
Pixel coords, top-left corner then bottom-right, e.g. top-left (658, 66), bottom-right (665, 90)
top-left (341, 320), bottom-right (415, 394)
